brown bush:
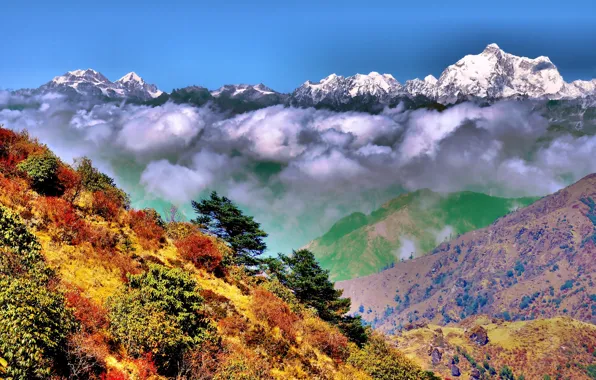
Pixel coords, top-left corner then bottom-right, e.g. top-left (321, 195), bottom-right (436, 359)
top-left (128, 209), bottom-right (165, 251)
top-left (251, 288), bottom-right (299, 341)
top-left (66, 331), bottom-right (109, 379)
top-left (87, 225), bottom-right (119, 254)
top-left (175, 233), bottom-right (223, 272)
top-left (200, 289), bottom-right (237, 320)
top-left (215, 341), bottom-right (272, 379)
top-left (178, 341), bottom-right (226, 380)
top-left (219, 314), bottom-right (249, 337)
top-left (302, 318), bottom-right (350, 362)
top-left (0, 174), bottom-right (31, 209)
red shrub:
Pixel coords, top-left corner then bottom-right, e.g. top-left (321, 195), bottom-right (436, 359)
top-left (175, 233), bottom-right (223, 272)
top-left (38, 197), bottom-right (89, 244)
top-left (128, 209), bottom-right (165, 251)
top-left (57, 164), bottom-right (82, 203)
top-left (0, 128), bottom-right (45, 175)
top-left (65, 287), bottom-right (109, 332)
top-left (131, 353), bottom-right (157, 380)
top-left (92, 191), bottom-right (120, 221)
top-left (100, 369), bottom-right (128, 380)
top-left (251, 288), bottom-right (298, 341)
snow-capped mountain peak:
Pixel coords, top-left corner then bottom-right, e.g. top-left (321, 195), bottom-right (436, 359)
top-left (43, 69), bottom-right (162, 100)
top-left (431, 43), bottom-right (566, 102)
top-left (116, 72), bottom-right (144, 84)
top-left (115, 71), bottom-right (163, 99)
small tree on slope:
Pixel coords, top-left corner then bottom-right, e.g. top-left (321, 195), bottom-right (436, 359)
top-left (191, 191), bottom-right (267, 266)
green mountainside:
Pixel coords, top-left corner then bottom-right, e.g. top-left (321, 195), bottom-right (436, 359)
top-left (307, 190), bottom-right (538, 281)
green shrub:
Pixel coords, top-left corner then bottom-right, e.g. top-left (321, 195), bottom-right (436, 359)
top-left (17, 152), bottom-right (62, 195)
top-left (0, 205), bottom-right (47, 277)
top-left (0, 205), bottom-right (74, 378)
top-left (347, 333), bottom-right (440, 379)
top-left (75, 157), bottom-right (130, 207)
top-left (0, 276), bottom-right (75, 378)
top-left (108, 264), bottom-right (216, 374)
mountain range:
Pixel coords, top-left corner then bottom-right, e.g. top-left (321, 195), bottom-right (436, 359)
top-left (336, 173), bottom-right (596, 332)
top-left (8, 44), bottom-right (596, 110)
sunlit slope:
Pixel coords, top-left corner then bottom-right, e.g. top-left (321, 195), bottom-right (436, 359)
top-left (307, 189), bottom-right (538, 281)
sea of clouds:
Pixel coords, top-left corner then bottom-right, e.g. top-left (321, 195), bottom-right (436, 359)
top-left (2, 92), bottom-right (596, 253)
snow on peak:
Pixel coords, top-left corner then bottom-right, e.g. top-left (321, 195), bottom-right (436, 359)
top-left (485, 43), bottom-right (500, 50)
top-left (117, 72), bottom-right (144, 84)
top-left (424, 75), bottom-right (438, 84)
top-left (46, 69), bottom-right (161, 99)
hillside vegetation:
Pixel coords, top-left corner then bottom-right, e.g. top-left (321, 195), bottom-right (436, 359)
top-left (337, 174), bottom-right (596, 331)
top-left (394, 315), bottom-right (596, 380)
top-left (307, 190), bottom-right (537, 281)
top-left (0, 126), bottom-right (439, 379)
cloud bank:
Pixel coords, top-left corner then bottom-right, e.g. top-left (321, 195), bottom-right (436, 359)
top-left (2, 92), bottom-right (595, 253)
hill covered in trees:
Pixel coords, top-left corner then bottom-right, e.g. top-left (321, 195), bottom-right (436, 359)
top-left (0, 126), bottom-right (439, 379)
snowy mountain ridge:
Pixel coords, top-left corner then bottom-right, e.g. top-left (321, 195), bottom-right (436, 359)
top-left (26, 44), bottom-right (596, 107)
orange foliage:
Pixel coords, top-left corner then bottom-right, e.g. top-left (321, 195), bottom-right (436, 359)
top-left (57, 164), bottom-right (82, 203)
top-left (175, 233), bottom-right (223, 272)
top-left (219, 314), bottom-right (249, 336)
top-left (302, 319), bottom-right (350, 362)
top-left (0, 128), bottom-right (45, 175)
top-left (0, 173), bottom-right (31, 209)
top-left (91, 191), bottom-right (121, 221)
top-left (251, 288), bottom-right (298, 341)
top-left (37, 197), bottom-right (89, 244)
top-left (100, 369), bottom-right (129, 380)
top-left (85, 226), bottom-right (119, 258)
top-left (65, 287), bottom-right (109, 332)
top-left (0, 129), bottom-right (27, 175)
top-left (128, 209), bottom-right (165, 251)
top-left (131, 353), bottom-right (158, 380)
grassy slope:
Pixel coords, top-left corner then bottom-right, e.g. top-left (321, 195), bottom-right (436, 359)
top-left (394, 316), bottom-right (596, 380)
top-left (308, 189), bottom-right (538, 281)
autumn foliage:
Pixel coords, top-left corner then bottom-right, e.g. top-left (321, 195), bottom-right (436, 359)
top-left (251, 288), bottom-right (299, 341)
top-left (302, 318), bottom-right (350, 362)
top-left (57, 164), bottom-right (82, 203)
top-left (175, 233), bottom-right (223, 272)
top-left (38, 197), bottom-right (89, 244)
top-left (92, 191), bottom-right (121, 221)
top-left (64, 287), bottom-right (109, 332)
top-left (128, 209), bottom-right (165, 251)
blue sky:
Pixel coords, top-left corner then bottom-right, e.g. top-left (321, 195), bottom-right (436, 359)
top-left (1, 0), bottom-right (596, 93)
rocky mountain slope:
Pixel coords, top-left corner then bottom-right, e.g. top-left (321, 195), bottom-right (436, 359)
top-left (337, 174), bottom-right (596, 331)
top-left (306, 190), bottom-right (537, 281)
top-left (395, 315), bottom-right (596, 380)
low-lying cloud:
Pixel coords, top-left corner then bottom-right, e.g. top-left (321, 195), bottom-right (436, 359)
top-left (2, 91), bottom-right (596, 253)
